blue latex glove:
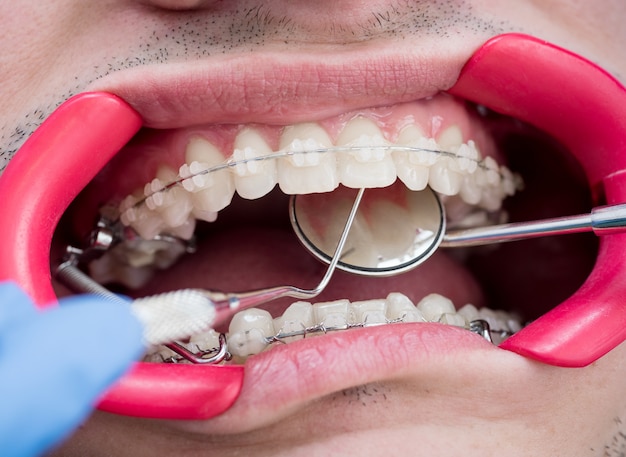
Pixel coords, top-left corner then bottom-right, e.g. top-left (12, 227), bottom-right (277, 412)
top-left (0, 281), bottom-right (144, 457)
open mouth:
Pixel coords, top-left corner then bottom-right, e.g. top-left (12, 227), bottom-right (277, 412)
top-left (3, 33), bottom-right (626, 425)
top-left (62, 93), bottom-right (530, 361)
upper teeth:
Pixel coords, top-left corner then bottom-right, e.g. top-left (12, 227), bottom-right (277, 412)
top-left (118, 117), bottom-right (518, 242)
top-left (88, 112), bottom-right (520, 289)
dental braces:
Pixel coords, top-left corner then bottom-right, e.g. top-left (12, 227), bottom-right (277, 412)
top-left (120, 143), bottom-right (515, 221)
top-left (159, 334), bottom-right (231, 364)
top-left (60, 211), bottom-right (196, 269)
top-left (267, 316), bottom-right (514, 345)
top-left (155, 317), bottom-right (514, 364)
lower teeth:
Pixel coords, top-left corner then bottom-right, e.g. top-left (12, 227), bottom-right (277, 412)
top-left (143, 292), bottom-right (522, 364)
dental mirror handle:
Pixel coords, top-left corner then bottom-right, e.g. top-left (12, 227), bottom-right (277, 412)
top-left (441, 202), bottom-right (626, 247)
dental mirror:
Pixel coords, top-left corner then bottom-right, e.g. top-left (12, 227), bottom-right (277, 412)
top-left (291, 180), bottom-right (626, 278)
top-left (290, 183), bottom-right (446, 277)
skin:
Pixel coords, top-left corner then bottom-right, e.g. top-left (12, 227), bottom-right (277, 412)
top-left (1, 1), bottom-right (626, 456)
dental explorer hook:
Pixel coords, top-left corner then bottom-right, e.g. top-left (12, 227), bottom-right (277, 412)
top-left (203, 187), bottom-right (366, 327)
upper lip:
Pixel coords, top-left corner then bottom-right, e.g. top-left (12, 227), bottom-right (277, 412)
top-left (3, 33), bottom-right (626, 428)
top-left (86, 42), bottom-right (482, 128)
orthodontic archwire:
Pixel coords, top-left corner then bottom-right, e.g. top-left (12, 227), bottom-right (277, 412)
top-left (157, 317), bottom-right (515, 364)
top-left (117, 143), bottom-right (515, 222)
top-left (264, 317), bottom-right (515, 346)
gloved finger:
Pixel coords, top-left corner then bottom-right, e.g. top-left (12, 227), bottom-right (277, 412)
top-left (0, 295), bottom-right (145, 457)
top-left (0, 281), bottom-right (37, 329)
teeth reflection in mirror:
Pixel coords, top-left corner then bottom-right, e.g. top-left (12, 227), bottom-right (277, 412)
top-left (336, 117), bottom-right (396, 188)
top-left (313, 299), bottom-right (350, 331)
top-left (367, 199), bottom-right (417, 261)
top-left (273, 301), bottom-right (314, 343)
top-left (417, 293), bottom-right (456, 322)
top-left (228, 309), bottom-right (275, 358)
top-left (350, 299), bottom-right (387, 326)
top-left (278, 123), bottom-right (339, 194)
top-left (386, 292), bottom-right (426, 322)
top-left (232, 128), bottom-right (277, 199)
top-left (311, 196), bottom-right (379, 269)
top-left (184, 137), bottom-right (235, 218)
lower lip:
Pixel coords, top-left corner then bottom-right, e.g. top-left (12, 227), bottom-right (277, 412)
top-left (1, 34), bottom-right (626, 421)
top-left (208, 322), bottom-right (503, 432)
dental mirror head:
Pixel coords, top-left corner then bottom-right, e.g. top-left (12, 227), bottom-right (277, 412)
top-left (290, 183), bottom-right (446, 277)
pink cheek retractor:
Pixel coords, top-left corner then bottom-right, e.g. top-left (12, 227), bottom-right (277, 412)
top-left (1, 34), bottom-right (626, 421)
top-left (0, 93), bottom-right (244, 420)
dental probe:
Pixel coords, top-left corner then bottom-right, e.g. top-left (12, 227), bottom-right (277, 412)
top-left (57, 188), bottom-right (365, 346)
top-left (441, 201), bottom-right (626, 247)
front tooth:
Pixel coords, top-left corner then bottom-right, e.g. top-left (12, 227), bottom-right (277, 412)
top-left (427, 126), bottom-right (465, 196)
top-left (350, 299), bottom-right (387, 326)
top-left (417, 293), bottom-right (456, 322)
top-left (336, 117), bottom-right (396, 188)
top-left (367, 198), bottom-right (418, 263)
top-left (301, 193), bottom-right (379, 269)
top-left (228, 309), bottom-right (275, 358)
top-left (394, 124), bottom-right (431, 191)
top-left (313, 299), bottom-right (350, 330)
top-left (273, 301), bottom-right (314, 343)
top-left (184, 137), bottom-right (235, 220)
top-left (386, 292), bottom-right (426, 322)
top-left (278, 123), bottom-right (339, 194)
top-left (232, 128), bottom-right (277, 199)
